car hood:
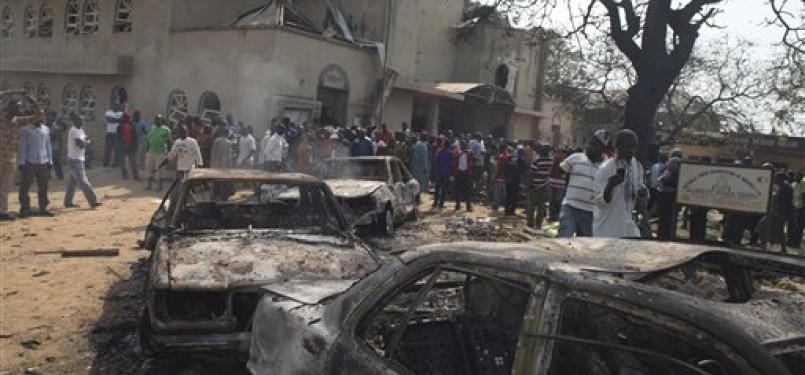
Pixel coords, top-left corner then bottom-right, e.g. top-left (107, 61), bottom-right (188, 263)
top-left (152, 231), bottom-right (378, 291)
top-left (325, 179), bottom-right (385, 198)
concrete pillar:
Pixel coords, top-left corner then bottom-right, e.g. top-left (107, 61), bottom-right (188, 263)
top-left (427, 99), bottom-right (440, 135)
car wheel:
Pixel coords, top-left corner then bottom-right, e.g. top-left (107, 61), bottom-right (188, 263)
top-left (378, 207), bottom-right (395, 237)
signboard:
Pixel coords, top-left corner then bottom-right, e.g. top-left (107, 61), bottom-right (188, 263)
top-left (724, 135), bottom-right (805, 155)
top-left (676, 163), bottom-right (773, 214)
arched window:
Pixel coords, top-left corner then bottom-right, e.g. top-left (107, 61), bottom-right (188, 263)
top-left (37, 83), bottom-right (51, 109)
top-left (167, 89), bottom-right (188, 119)
top-left (23, 81), bottom-right (35, 97)
top-left (38, 4), bottom-right (52, 37)
top-left (65, 0), bottom-right (79, 34)
top-left (494, 64), bottom-right (509, 88)
top-left (62, 84), bottom-right (78, 115)
top-left (114, 0), bottom-right (132, 33)
top-left (81, 0), bottom-right (99, 34)
top-left (198, 91), bottom-right (221, 111)
top-left (1, 7), bottom-right (14, 37)
top-left (24, 5), bottom-right (37, 37)
top-left (79, 85), bottom-right (96, 121)
top-left (110, 85), bottom-right (128, 107)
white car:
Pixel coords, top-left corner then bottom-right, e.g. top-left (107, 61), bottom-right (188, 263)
top-left (320, 156), bottom-right (420, 237)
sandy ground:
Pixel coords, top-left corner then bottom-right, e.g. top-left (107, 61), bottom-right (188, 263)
top-left (0, 168), bottom-right (165, 375)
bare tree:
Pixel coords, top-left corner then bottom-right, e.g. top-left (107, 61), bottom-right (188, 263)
top-left (492, 0), bottom-right (805, 157)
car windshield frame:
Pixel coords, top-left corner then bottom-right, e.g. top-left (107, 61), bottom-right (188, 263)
top-left (322, 159), bottom-right (390, 182)
top-left (168, 177), bottom-right (349, 235)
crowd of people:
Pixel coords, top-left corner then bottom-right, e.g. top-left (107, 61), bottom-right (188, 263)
top-left (2, 92), bottom-right (803, 251)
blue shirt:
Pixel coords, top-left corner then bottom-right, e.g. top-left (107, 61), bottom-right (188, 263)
top-left (434, 148), bottom-right (454, 178)
top-left (18, 124), bottom-right (53, 166)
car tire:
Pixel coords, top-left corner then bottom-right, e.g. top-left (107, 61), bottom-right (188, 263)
top-left (378, 207), bottom-right (395, 237)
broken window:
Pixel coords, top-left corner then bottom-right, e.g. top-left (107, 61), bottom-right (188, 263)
top-left (37, 84), bottom-right (50, 109)
top-left (62, 84), bottom-right (78, 115)
top-left (79, 85), bottom-right (96, 121)
top-left (81, 0), bottom-right (99, 34)
top-left (24, 5), bottom-right (37, 37)
top-left (1, 7), bottom-right (14, 37)
top-left (110, 85), bottom-right (127, 107)
top-left (544, 299), bottom-right (757, 375)
top-left (113, 0), bottom-right (131, 33)
top-left (167, 89), bottom-right (188, 118)
top-left (65, 0), bottom-right (79, 34)
top-left (175, 180), bottom-right (342, 233)
top-left (38, 4), bottom-right (52, 37)
top-left (360, 266), bottom-right (532, 375)
top-left (322, 159), bottom-right (390, 182)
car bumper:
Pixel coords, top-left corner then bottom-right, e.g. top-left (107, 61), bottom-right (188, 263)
top-left (150, 332), bottom-right (251, 353)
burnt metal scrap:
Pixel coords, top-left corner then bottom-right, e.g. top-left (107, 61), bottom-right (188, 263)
top-left (245, 239), bottom-right (805, 375)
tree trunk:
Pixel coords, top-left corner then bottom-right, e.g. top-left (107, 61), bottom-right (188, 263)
top-left (624, 82), bottom-right (664, 161)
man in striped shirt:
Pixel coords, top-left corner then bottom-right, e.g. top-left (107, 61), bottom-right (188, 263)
top-left (556, 130), bottom-right (610, 237)
top-left (526, 145), bottom-right (553, 230)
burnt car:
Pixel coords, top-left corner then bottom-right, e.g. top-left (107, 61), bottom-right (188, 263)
top-left (138, 169), bottom-right (379, 357)
top-left (319, 156), bottom-right (419, 237)
top-left (248, 238), bottom-right (805, 375)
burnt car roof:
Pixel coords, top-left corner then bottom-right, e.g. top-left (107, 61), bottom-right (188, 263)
top-left (402, 238), bottom-right (716, 274)
top-left (184, 168), bottom-right (322, 183)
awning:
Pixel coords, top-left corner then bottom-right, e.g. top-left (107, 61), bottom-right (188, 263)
top-left (394, 81), bottom-right (516, 106)
top-left (395, 80), bottom-right (544, 116)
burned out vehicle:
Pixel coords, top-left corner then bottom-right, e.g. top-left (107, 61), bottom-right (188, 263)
top-left (138, 169), bottom-right (379, 357)
top-left (248, 238), bottom-right (805, 375)
top-left (320, 156), bottom-right (419, 237)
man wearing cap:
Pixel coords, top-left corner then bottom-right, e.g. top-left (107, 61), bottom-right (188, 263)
top-left (593, 129), bottom-right (646, 238)
top-left (557, 130), bottom-right (608, 237)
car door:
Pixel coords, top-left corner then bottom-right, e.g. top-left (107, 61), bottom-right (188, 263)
top-left (140, 179), bottom-right (180, 250)
top-left (331, 261), bottom-right (541, 375)
top-left (396, 160), bottom-right (419, 211)
top-left (525, 289), bottom-right (787, 375)
top-left (388, 160), bottom-right (406, 217)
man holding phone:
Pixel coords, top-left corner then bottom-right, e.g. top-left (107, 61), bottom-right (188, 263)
top-left (592, 129), bottom-right (646, 238)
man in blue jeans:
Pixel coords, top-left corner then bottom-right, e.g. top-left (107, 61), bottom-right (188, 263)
top-left (431, 138), bottom-right (453, 211)
top-left (556, 130), bottom-right (609, 237)
top-left (64, 113), bottom-right (101, 209)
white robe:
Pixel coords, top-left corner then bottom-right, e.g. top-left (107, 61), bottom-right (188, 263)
top-left (593, 157), bottom-right (645, 238)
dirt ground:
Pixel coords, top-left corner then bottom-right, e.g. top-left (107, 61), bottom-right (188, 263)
top-left (0, 168), bottom-right (541, 375)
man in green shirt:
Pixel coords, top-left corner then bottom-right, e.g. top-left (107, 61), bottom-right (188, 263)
top-left (144, 115), bottom-right (172, 191)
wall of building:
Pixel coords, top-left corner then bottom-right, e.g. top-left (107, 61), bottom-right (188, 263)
top-left (381, 91), bottom-right (413, 130)
top-left (170, 0), bottom-right (265, 30)
top-left (411, 0), bottom-right (463, 83)
top-left (161, 28), bottom-right (378, 135)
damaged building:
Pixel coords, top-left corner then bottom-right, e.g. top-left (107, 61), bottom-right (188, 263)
top-left (0, 0), bottom-right (549, 142)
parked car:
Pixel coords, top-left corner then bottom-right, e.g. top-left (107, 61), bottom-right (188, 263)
top-left (248, 238), bottom-right (805, 375)
top-left (319, 156), bottom-right (420, 236)
top-left (138, 169), bottom-right (379, 358)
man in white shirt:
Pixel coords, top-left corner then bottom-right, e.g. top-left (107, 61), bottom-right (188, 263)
top-left (237, 125), bottom-right (257, 169)
top-left (103, 104), bottom-right (124, 168)
top-left (557, 130), bottom-right (608, 237)
top-left (64, 114), bottom-right (101, 209)
top-left (262, 125), bottom-right (287, 172)
top-left (157, 125), bottom-right (203, 181)
top-left (593, 129), bottom-right (646, 238)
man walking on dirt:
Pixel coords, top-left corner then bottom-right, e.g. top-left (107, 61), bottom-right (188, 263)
top-left (63, 113), bottom-right (101, 209)
top-left (144, 115), bottom-right (171, 191)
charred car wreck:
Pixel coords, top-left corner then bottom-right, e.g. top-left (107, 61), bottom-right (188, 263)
top-left (319, 156), bottom-right (420, 237)
top-left (138, 169), bottom-right (378, 357)
top-left (248, 238), bottom-right (805, 375)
